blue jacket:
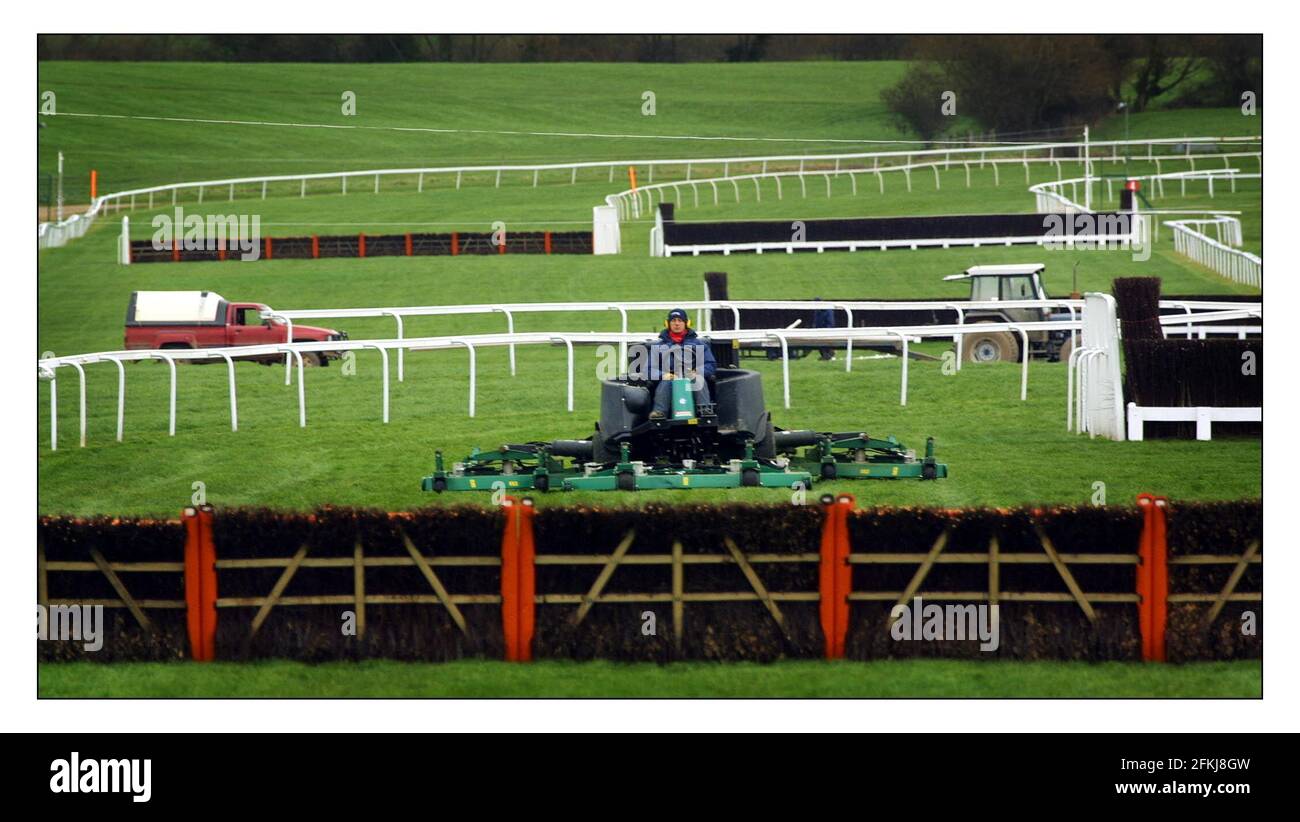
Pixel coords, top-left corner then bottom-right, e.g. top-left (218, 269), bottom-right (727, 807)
top-left (649, 327), bottom-right (716, 380)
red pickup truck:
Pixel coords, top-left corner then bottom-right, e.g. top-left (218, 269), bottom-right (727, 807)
top-left (124, 291), bottom-right (347, 365)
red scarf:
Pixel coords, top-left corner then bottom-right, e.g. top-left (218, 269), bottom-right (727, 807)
top-left (668, 329), bottom-right (687, 344)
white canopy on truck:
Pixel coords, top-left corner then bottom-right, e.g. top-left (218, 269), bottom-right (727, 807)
top-left (127, 291), bottom-right (227, 325)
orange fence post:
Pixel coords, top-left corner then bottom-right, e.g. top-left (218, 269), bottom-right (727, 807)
top-left (517, 499), bottom-right (536, 661)
top-left (264, 236), bottom-right (273, 260)
top-left (544, 231), bottom-right (552, 255)
top-left (1136, 494), bottom-right (1169, 662)
top-left (183, 508), bottom-right (202, 659)
top-left (451, 232), bottom-right (459, 256)
top-left (311, 235), bottom-right (319, 259)
top-left (818, 493), bottom-right (854, 659)
top-left (628, 166), bottom-right (638, 191)
top-left (1136, 495), bottom-right (1153, 660)
top-left (172, 243), bottom-right (180, 263)
top-left (90, 169), bottom-right (97, 201)
top-left (358, 233), bottom-right (367, 258)
top-left (197, 505), bottom-right (218, 661)
top-left (1151, 497), bottom-right (1169, 662)
top-left (217, 242), bottom-right (226, 262)
top-left (499, 496), bottom-right (536, 661)
top-left (182, 506), bottom-right (218, 661)
top-left (498, 233), bottom-right (507, 255)
top-left (404, 233), bottom-right (413, 256)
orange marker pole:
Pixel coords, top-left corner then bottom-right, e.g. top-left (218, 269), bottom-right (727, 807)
top-left (1151, 497), bottom-right (1169, 662)
top-left (358, 233), bottom-right (366, 258)
top-left (183, 506), bottom-right (218, 661)
top-left (628, 166), bottom-right (638, 191)
top-left (517, 499), bottom-right (536, 661)
top-left (818, 494), bottom-right (854, 659)
top-left (197, 505), bottom-right (218, 661)
top-left (183, 508), bottom-right (202, 659)
top-left (90, 169), bottom-right (97, 201)
top-left (1136, 494), bottom-right (1155, 661)
top-left (499, 496), bottom-right (537, 662)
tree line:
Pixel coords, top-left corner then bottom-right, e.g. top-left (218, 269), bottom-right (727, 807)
top-left (882, 35), bottom-right (1261, 140)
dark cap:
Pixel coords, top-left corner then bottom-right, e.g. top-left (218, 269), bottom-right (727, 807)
top-left (667, 308), bottom-right (688, 322)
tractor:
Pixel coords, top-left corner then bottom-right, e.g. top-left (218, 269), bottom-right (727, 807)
top-left (422, 342), bottom-right (946, 492)
top-left (946, 264), bottom-right (1077, 364)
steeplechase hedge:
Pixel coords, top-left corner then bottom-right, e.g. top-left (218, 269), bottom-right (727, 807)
top-left (127, 230), bottom-right (593, 263)
top-left (1115, 277), bottom-right (1262, 438)
top-left (660, 202), bottom-right (1134, 252)
top-left (38, 499), bottom-right (1261, 665)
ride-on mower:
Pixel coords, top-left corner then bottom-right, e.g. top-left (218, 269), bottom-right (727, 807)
top-left (422, 347), bottom-right (947, 493)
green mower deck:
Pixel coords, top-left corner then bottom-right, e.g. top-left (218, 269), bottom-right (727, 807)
top-left (422, 434), bottom-right (945, 493)
top-left (421, 371), bottom-right (947, 493)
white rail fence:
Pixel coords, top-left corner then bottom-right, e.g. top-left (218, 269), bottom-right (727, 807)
top-left (1030, 163), bottom-right (1262, 214)
top-left (611, 138), bottom-right (1261, 221)
top-left (38, 297), bottom-right (1259, 451)
top-left (1126, 403), bottom-right (1261, 441)
top-left (1067, 305), bottom-right (1262, 440)
top-left (39, 136), bottom-right (1260, 251)
top-left (1168, 217), bottom-right (1262, 289)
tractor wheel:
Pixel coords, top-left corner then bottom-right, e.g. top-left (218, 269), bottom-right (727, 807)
top-left (432, 477), bottom-right (447, 493)
top-left (616, 472), bottom-right (636, 491)
top-left (533, 474), bottom-right (550, 492)
top-left (820, 462), bottom-right (837, 481)
top-left (1056, 336), bottom-right (1075, 364)
top-left (299, 352), bottom-right (324, 367)
top-left (963, 329), bottom-right (1019, 364)
top-left (741, 468), bottom-right (760, 487)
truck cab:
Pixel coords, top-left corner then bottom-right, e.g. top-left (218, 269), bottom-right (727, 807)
top-left (124, 291), bottom-right (346, 365)
top-left (943, 264), bottom-right (1074, 363)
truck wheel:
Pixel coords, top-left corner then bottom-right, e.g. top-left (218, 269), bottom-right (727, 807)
top-left (616, 472), bottom-right (636, 491)
top-left (1056, 336), bottom-right (1075, 364)
top-left (299, 352), bottom-right (324, 367)
top-left (963, 330), bottom-right (1019, 364)
top-left (160, 343), bottom-right (193, 364)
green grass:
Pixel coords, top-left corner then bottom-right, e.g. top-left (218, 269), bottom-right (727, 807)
top-left (36, 333), bottom-right (1263, 514)
top-left (38, 61), bottom-right (914, 201)
top-left (37, 659), bottom-right (1261, 697)
top-left (1091, 106), bottom-right (1262, 141)
top-left (36, 62), bottom-right (1261, 516)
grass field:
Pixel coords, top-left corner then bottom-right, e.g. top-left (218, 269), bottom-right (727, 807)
top-left (38, 659), bottom-right (1263, 698)
top-left (36, 62), bottom-right (1262, 516)
top-left (35, 60), bottom-right (1262, 697)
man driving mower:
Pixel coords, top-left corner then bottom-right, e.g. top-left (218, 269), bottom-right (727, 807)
top-left (648, 308), bottom-right (717, 420)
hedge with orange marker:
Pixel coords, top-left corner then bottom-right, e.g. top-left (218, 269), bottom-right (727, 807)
top-left (37, 499), bottom-right (1260, 664)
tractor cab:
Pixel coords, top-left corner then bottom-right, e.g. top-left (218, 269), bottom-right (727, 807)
top-left (944, 264), bottom-right (1075, 363)
top-left (944, 264), bottom-right (1051, 325)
